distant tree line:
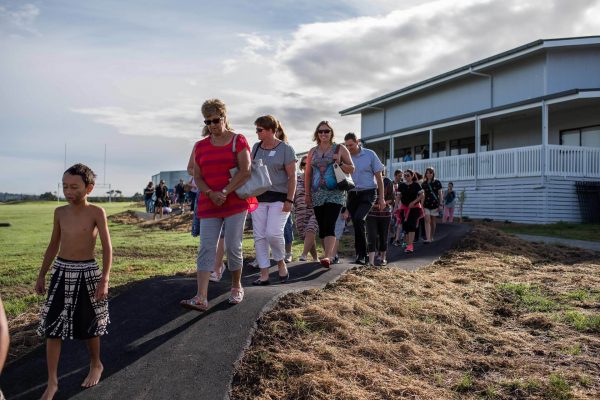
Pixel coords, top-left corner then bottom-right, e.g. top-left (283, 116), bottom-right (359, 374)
top-left (0, 192), bottom-right (143, 203)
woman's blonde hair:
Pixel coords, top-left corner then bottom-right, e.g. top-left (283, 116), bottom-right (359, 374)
top-left (255, 115), bottom-right (287, 143)
top-left (312, 120), bottom-right (335, 144)
top-left (201, 98), bottom-right (232, 137)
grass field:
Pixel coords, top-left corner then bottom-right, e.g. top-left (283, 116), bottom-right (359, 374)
top-left (489, 221), bottom-right (600, 242)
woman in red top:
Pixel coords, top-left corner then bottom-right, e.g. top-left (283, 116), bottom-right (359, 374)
top-left (180, 99), bottom-right (254, 310)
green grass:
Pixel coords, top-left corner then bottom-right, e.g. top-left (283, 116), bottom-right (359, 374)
top-left (497, 283), bottom-right (558, 312)
top-left (497, 221), bottom-right (600, 242)
top-left (561, 311), bottom-right (600, 333)
top-left (547, 373), bottom-right (573, 400)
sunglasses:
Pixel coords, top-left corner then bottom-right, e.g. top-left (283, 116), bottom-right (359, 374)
top-left (404, 173), bottom-right (412, 177)
top-left (256, 127), bottom-right (266, 133)
top-left (317, 129), bottom-right (331, 134)
top-left (204, 117), bottom-right (223, 125)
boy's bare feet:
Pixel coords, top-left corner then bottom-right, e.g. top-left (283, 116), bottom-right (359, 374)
top-left (41, 381), bottom-right (58, 400)
top-left (81, 362), bottom-right (103, 388)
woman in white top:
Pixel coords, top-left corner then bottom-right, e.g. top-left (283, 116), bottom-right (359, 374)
top-left (251, 115), bottom-right (297, 285)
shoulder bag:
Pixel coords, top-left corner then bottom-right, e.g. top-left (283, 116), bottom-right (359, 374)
top-left (229, 134), bottom-right (272, 199)
top-left (332, 144), bottom-right (355, 191)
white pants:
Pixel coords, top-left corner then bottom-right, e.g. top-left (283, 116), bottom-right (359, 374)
top-left (252, 202), bottom-right (290, 269)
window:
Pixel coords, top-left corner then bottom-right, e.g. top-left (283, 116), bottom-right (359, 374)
top-left (431, 141), bottom-right (446, 158)
top-left (450, 137), bottom-right (474, 155)
top-left (560, 125), bottom-right (600, 147)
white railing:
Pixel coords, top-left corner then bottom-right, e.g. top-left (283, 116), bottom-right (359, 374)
top-left (389, 145), bottom-right (600, 181)
top-left (547, 145), bottom-right (600, 178)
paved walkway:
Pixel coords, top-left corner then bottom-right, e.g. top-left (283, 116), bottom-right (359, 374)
top-left (2, 223), bottom-right (470, 400)
top-left (516, 234), bottom-right (600, 252)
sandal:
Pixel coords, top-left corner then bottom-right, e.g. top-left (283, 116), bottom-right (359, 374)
top-left (228, 287), bottom-right (244, 304)
top-left (180, 295), bottom-right (208, 311)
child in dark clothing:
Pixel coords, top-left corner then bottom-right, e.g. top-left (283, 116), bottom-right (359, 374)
top-left (35, 163), bottom-right (112, 399)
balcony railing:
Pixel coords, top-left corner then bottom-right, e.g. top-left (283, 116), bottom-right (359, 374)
top-left (390, 145), bottom-right (600, 181)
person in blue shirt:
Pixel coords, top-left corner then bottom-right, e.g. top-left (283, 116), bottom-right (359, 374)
top-left (403, 150), bottom-right (413, 162)
top-left (343, 133), bottom-right (386, 265)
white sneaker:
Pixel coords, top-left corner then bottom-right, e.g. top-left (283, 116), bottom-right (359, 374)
top-left (284, 253), bottom-right (293, 263)
top-left (248, 259), bottom-right (259, 268)
top-left (298, 254), bottom-right (307, 261)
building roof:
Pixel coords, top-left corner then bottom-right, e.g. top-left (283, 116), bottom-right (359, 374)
top-left (339, 35), bottom-right (600, 116)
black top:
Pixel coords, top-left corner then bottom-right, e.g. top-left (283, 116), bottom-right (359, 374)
top-left (155, 185), bottom-right (167, 202)
top-left (175, 183), bottom-right (185, 196)
top-left (422, 179), bottom-right (442, 209)
top-left (398, 181), bottom-right (423, 206)
top-left (144, 186), bottom-right (154, 200)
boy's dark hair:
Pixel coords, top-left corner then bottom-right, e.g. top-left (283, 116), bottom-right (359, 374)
top-left (394, 169), bottom-right (402, 177)
top-left (344, 132), bottom-right (358, 142)
top-left (64, 163), bottom-right (96, 186)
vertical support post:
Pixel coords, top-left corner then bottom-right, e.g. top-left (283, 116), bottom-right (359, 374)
top-left (541, 101), bottom-right (549, 222)
top-left (429, 129), bottom-right (433, 159)
top-left (542, 101), bottom-right (548, 182)
top-left (389, 136), bottom-right (394, 177)
top-left (475, 116), bottom-right (480, 189)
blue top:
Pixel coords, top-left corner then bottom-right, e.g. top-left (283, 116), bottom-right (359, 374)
top-left (349, 147), bottom-right (384, 191)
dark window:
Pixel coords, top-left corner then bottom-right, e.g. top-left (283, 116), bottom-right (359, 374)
top-left (431, 141), bottom-right (446, 158)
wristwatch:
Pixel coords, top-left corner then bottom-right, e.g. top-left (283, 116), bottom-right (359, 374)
top-left (222, 188), bottom-right (229, 195)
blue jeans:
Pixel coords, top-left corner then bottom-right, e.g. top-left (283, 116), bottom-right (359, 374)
top-left (284, 214), bottom-right (293, 245)
top-left (191, 213), bottom-right (200, 237)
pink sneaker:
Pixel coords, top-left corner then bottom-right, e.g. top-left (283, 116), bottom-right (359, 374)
top-left (404, 244), bottom-right (414, 253)
top-left (228, 287), bottom-right (244, 304)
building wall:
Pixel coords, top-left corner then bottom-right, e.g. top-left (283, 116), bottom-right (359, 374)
top-left (491, 54), bottom-right (545, 105)
top-left (381, 78), bottom-right (488, 137)
top-left (152, 170), bottom-right (190, 190)
top-left (547, 48), bottom-right (600, 93)
top-left (454, 176), bottom-right (596, 223)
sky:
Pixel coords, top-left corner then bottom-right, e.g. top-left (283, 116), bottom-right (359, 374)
top-left (1, 0), bottom-right (599, 196)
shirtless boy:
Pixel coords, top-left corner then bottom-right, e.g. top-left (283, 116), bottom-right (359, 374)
top-left (35, 163), bottom-right (112, 400)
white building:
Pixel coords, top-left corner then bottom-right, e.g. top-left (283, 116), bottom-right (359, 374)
top-left (151, 170), bottom-right (191, 191)
top-left (340, 36), bottom-right (600, 223)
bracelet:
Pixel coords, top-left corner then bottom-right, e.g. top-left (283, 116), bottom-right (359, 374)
top-left (285, 198), bottom-right (294, 204)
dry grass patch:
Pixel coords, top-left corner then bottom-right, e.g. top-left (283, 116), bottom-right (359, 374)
top-left (232, 226), bottom-right (600, 399)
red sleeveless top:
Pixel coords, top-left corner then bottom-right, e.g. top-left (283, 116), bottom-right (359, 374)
top-left (194, 133), bottom-right (257, 218)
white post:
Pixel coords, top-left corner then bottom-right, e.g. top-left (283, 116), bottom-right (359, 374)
top-left (429, 129), bottom-right (433, 159)
top-left (542, 101), bottom-right (548, 183)
top-left (389, 136), bottom-right (394, 177)
top-left (475, 116), bottom-right (480, 188)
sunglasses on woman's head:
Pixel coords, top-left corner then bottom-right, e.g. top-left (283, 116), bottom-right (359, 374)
top-left (204, 117), bottom-right (223, 125)
top-left (317, 129), bottom-right (331, 134)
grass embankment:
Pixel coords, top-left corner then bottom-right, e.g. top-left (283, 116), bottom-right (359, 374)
top-left (492, 221), bottom-right (600, 243)
top-left (232, 226), bottom-right (600, 400)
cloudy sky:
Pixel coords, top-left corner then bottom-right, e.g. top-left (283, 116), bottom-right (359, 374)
top-left (1, 0), bottom-right (599, 195)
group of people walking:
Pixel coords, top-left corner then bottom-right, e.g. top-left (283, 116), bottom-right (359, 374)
top-left (180, 98), bottom-right (461, 310)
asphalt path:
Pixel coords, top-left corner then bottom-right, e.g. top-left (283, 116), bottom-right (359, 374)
top-left (1, 223), bottom-right (470, 400)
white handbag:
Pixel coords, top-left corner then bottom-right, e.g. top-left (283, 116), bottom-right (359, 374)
top-left (332, 145), bottom-right (355, 191)
top-left (229, 135), bottom-right (272, 199)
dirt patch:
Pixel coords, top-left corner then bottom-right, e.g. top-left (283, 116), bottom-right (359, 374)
top-left (140, 213), bottom-right (193, 232)
top-left (108, 209), bottom-right (193, 232)
top-left (231, 226), bottom-right (600, 399)
top-left (108, 210), bottom-right (147, 225)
